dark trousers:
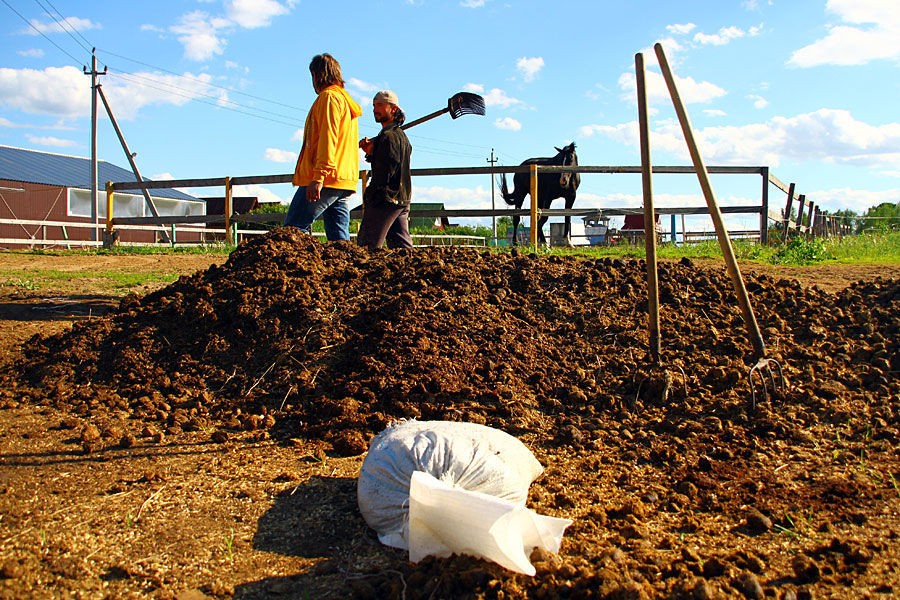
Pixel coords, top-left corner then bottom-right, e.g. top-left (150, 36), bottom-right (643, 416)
top-left (356, 202), bottom-right (413, 249)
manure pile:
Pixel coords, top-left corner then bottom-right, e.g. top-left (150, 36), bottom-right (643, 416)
top-left (3, 226), bottom-right (898, 456)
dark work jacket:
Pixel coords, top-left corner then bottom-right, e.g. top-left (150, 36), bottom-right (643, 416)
top-left (364, 122), bottom-right (412, 207)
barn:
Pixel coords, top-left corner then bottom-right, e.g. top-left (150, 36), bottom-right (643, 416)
top-left (0, 145), bottom-right (206, 248)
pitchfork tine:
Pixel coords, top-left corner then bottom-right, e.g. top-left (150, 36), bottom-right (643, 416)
top-left (748, 357), bottom-right (786, 413)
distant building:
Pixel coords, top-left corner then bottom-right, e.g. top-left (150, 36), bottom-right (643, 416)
top-left (0, 145), bottom-right (205, 248)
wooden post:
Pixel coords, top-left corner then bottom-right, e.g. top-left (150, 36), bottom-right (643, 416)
top-left (106, 182), bottom-right (114, 234)
top-left (224, 176), bottom-right (233, 239)
top-left (529, 164), bottom-right (539, 248)
top-left (796, 194), bottom-right (806, 235)
top-left (760, 167), bottom-right (769, 244)
top-left (681, 214), bottom-right (686, 244)
top-left (781, 181), bottom-right (795, 243)
top-left (806, 202), bottom-right (816, 239)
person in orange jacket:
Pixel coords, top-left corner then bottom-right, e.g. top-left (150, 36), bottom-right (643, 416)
top-left (284, 53), bottom-right (362, 241)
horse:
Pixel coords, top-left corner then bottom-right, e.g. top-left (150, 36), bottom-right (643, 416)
top-left (498, 142), bottom-right (580, 246)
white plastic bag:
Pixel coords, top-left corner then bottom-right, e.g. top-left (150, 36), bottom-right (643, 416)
top-left (357, 420), bottom-right (572, 575)
top-left (408, 470), bottom-right (572, 575)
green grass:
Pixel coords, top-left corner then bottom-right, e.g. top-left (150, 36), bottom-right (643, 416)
top-left (0, 268), bottom-right (181, 290)
top-left (541, 231), bottom-right (900, 266)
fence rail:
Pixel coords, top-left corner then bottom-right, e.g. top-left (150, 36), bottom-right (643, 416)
top-left (5, 162), bottom-right (829, 249)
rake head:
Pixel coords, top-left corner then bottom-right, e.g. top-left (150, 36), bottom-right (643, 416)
top-left (448, 92), bottom-right (485, 119)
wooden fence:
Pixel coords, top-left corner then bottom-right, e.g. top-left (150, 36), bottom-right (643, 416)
top-left (102, 163), bottom-right (813, 248)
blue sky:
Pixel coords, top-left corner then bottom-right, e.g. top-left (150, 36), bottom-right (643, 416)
top-left (1, 0), bottom-right (898, 232)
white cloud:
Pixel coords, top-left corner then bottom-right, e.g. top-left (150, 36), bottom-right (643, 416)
top-left (694, 25), bottom-right (751, 46)
top-left (290, 128), bottom-right (303, 141)
top-left (618, 69), bottom-right (727, 105)
top-left (704, 109), bottom-right (728, 117)
top-left (748, 94), bottom-right (769, 109)
top-left (412, 184), bottom-right (491, 210)
top-left (225, 0), bottom-right (291, 29)
top-left (0, 66), bottom-right (88, 118)
top-left (232, 183), bottom-right (285, 203)
top-left (17, 49), bottom-right (44, 58)
top-left (581, 109), bottom-right (900, 171)
top-left (516, 57), bottom-right (544, 83)
top-left (23, 16), bottom-right (99, 35)
top-left (479, 87), bottom-right (522, 109)
top-left (788, 0), bottom-right (900, 67)
top-left (103, 71), bottom-right (217, 120)
top-left (170, 11), bottom-right (230, 61)
top-left (463, 83), bottom-right (484, 93)
top-left (460, 0), bottom-right (487, 7)
top-left (140, 24), bottom-right (165, 33)
top-left (264, 148), bottom-right (297, 163)
top-left (806, 187), bottom-right (900, 213)
top-left (25, 134), bottom-right (77, 148)
top-left (494, 117), bottom-right (521, 131)
top-left (666, 23), bottom-right (696, 35)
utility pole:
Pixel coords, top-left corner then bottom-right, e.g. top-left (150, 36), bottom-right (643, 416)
top-left (487, 148), bottom-right (497, 246)
top-left (84, 48), bottom-right (107, 242)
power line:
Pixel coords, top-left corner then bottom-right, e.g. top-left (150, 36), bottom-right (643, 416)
top-left (98, 47), bottom-right (309, 114)
top-left (40, 0), bottom-right (93, 51)
top-left (0, 0), bottom-right (82, 65)
top-left (31, 0), bottom-right (92, 54)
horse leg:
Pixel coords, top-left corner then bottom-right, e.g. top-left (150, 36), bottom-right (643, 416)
top-left (511, 213), bottom-right (520, 246)
top-left (538, 214), bottom-right (549, 247)
top-left (564, 196), bottom-right (575, 246)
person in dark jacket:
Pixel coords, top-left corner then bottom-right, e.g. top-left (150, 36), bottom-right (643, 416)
top-left (357, 90), bottom-right (413, 249)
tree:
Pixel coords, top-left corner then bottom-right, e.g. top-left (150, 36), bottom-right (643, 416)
top-left (860, 202), bottom-right (900, 233)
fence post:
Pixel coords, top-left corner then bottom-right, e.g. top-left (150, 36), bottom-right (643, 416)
top-left (102, 181), bottom-right (119, 248)
top-left (796, 194), bottom-right (806, 235)
top-left (224, 176), bottom-right (233, 240)
top-left (781, 181), bottom-right (794, 243)
top-left (806, 202), bottom-right (816, 239)
top-left (529, 164), bottom-right (539, 248)
top-left (761, 167), bottom-right (770, 244)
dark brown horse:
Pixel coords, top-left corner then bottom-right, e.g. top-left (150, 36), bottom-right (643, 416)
top-left (499, 142), bottom-right (580, 246)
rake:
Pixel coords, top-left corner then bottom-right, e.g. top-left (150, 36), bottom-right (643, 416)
top-left (401, 92), bottom-right (486, 131)
top-left (653, 42), bottom-right (785, 412)
top-left (633, 51), bottom-right (687, 405)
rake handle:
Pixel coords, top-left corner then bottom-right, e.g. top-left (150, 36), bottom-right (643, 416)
top-left (636, 52), bottom-right (661, 363)
top-left (401, 108), bottom-right (449, 131)
top-left (654, 42), bottom-right (767, 359)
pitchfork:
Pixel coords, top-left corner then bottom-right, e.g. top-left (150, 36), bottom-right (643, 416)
top-left (633, 52), bottom-right (687, 405)
top-left (653, 43), bottom-right (785, 412)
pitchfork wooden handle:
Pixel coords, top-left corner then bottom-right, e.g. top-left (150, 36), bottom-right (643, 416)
top-left (401, 108), bottom-right (449, 131)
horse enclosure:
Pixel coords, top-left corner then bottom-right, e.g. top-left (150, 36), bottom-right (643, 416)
top-left (2, 163), bottom-right (835, 249)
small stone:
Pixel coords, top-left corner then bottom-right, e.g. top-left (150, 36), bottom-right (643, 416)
top-left (703, 556), bottom-right (728, 578)
top-left (689, 580), bottom-right (714, 600)
top-left (792, 555), bottom-right (820, 583)
top-left (745, 508), bottom-right (772, 534)
top-left (733, 571), bottom-right (764, 600)
top-left (80, 423), bottom-right (101, 442)
top-left (119, 433), bottom-right (136, 449)
top-left (210, 430), bottom-right (229, 443)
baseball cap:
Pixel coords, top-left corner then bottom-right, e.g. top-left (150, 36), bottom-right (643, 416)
top-left (373, 90), bottom-right (400, 108)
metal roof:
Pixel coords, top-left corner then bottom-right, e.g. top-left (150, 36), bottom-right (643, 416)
top-left (0, 145), bottom-right (198, 201)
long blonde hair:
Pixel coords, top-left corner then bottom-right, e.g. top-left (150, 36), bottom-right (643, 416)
top-left (309, 53), bottom-right (344, 90)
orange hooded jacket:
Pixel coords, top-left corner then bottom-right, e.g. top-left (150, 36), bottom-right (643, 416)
top-left (293, 85), bottom-right (363, 191)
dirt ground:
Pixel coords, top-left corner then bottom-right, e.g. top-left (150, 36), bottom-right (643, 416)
top-left (0, 230), bottom-right (898, 600)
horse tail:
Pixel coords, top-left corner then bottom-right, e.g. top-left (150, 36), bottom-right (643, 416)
top-left (498, 173), bottom-right (515, 206)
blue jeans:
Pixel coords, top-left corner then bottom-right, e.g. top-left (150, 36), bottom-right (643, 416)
top-left (284, 186), bottom-right (353, 241)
